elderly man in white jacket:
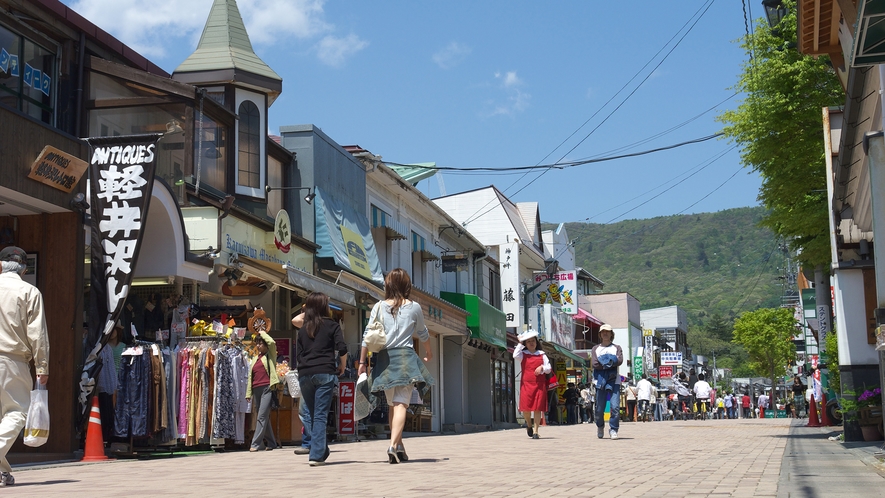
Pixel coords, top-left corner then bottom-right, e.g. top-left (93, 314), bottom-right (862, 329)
top-left (0, 247), bottom-right (49, 487)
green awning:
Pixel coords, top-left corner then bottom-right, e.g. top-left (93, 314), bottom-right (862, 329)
top-left (550, 343), bottom-right (586, 367)
top-left (439, 292), bottom-right (506, 348)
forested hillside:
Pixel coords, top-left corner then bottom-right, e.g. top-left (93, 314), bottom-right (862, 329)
top-left (551, 206), bottom-right (785, 330)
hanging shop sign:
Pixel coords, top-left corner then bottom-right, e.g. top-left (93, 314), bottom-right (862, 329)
top-left (339, 381), bottom-right (356, 436)
top-left (501, 241), bottom-right (520, 328)
top-left (273, 209), bottom-right (292, 253)
top-left (27, 145), bottom-right (88, 193)
top-left (533, 270), bottom-right (578, 314)
top-left (658, 365), bottom-right (674, 378)
top-left (79, 133), bottom-right (162, 420)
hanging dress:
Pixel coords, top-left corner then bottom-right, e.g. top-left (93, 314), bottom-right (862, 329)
top-left (518, 351), bottom-right (549, 412)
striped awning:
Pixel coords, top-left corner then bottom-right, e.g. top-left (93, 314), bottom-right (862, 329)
top-left (412, 232), bottom-right (440, 261)
top-left (371, 205), bottom-right (408, 240)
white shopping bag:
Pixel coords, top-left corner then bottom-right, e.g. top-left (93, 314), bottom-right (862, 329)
top-left (23, 383), bottom-right (49, 447)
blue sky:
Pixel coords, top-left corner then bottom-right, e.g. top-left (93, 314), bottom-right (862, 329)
top-left (64, 0), bottom-right (764, 225)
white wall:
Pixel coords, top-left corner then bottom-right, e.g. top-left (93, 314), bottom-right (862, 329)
top-left (834, 270), bottom-right (879, 365)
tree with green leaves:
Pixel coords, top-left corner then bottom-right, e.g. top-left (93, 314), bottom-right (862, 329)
top-left (716, 0), bottom-right (844, 269)
top-left (732, 307), bottom-right (797, 394)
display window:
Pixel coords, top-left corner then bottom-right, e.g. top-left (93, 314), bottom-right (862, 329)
top-left (0, 23), bottom-right (55, 125)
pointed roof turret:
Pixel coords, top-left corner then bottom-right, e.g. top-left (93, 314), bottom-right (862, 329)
top-left (173, 0), bottom-right (282, 102)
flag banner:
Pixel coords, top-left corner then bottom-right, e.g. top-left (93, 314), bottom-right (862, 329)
top-left (78, 133), bottom-right (162, 420)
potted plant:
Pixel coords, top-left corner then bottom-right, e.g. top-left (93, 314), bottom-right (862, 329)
top-left (837, 387), bottom-right (883, 441)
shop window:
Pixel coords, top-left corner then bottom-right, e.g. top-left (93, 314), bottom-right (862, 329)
top-left (237, 100), bottom-right (260, 188)
top-left (0, 23), bottom-right (55, 125)
top-left (195, 110), bottom-right (228, 193)
top-left (235, 90), bottom-right (265, 198)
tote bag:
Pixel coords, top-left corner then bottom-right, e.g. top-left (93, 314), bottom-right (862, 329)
top-left (363, 302), bottom-right (387, 353)
top-left (23, 383), bottom-right (49, 447)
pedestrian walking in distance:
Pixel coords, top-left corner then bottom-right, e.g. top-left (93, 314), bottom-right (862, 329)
top-left (591, 324), bottom-right (623, 440)
top-left (514, 329), bottom-right (551, 439)
top-left (0, 247), bottom-right (50, 488)
top-left (357, 268), bottom-right (434, 464)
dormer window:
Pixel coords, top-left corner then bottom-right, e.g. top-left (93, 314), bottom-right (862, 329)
top-left (234, 89), bottom-right (266, 198)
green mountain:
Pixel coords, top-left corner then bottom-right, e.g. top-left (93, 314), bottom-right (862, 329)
top-left (552, 206), bottom-right (786, 330)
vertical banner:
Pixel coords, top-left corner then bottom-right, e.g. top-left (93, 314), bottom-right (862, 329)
top-left (79, 134), bottom-right (162, 419)
top-left (500, 242), bottom-right (520, 328)
top-left (338, 381), bottom-right (356, 436)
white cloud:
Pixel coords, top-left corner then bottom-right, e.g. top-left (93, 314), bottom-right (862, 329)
top-left (315, 34), bottom-right (369, 67)
top-left (486, 71), bottom-right (530, 117)
top-left (64, 0), bottom-right (340, 61)
top-left (432, 42), bottom-right (471, 69)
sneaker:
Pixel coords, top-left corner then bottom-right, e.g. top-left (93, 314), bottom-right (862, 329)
top-left (293, 447), bottom-right (310, 455)
top-left (610, 430), bottom-right (618, 440)
top-left (597, 426), bottom-right (604, 439)
top-left (0, 472), bottom-right (13, 487)
top-left (526, 426), bottom-right (533, 438)
top-left (531, 433), bottom-right (539, 439)
top-left (308, 460), bottom-right (325, 467)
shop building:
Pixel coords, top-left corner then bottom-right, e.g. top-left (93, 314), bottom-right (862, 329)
top-left (349, 149), bottom-right (500, 432)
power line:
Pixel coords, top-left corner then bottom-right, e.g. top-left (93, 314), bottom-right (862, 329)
top-left (384, 133), bottom-right (723, 173)
top-left (456, 0), bottom-right (717, 228)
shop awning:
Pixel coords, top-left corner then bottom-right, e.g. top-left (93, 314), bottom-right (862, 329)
top-left (236, 255), bottom-right (298, 292)
top-left (286, 266), bottom-right (356, 306)
top-left (575, 308), bottom-right (602, 325)
top-left (323, 269), bottom-right (385, 302)
top-left (440, 291), bottom-right (506, 348)
top-left (412, 232), bottom-right (440, 261)
top-left (371, 205), bottom-right (408, 240)
top-left (314, 187), bottom-right (384, 285)
top-left (549, 342), bottom-right (586, 367)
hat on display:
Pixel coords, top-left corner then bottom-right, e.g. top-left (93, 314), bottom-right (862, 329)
top-left (517, 329), bottom-right (539, 343)
top-left (0, 246), bottom-right (27, 264)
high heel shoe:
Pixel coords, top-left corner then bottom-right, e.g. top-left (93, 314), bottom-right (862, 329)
top-left (396, 444), bottom-right (408, 462)
top-left (387, 446), bottom-right (399, 464)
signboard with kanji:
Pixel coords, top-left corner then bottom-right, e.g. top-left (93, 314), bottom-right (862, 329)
top-left (661, 351), bottom-right (683, 366)
top-left (338, 381), bottom-right (356, 435)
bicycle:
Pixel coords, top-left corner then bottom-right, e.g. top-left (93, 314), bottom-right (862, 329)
top-left (637, 399), bottom-right (652, 422)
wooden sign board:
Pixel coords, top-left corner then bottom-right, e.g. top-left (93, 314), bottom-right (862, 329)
top-left (27, 145), bottom-right (88, 193)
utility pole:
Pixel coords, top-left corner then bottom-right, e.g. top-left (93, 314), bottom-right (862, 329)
top-left (712, 350), bottom-right (717, 392)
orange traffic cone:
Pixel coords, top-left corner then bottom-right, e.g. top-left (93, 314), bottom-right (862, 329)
top-left (81, 396), bottom-right (110, 461)
top-left (807, 394), bottom-right (821, 427)
top-left (819, 393), bottom-right (834, 426)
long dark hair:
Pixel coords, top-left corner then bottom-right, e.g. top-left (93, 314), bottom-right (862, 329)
top-left (303, 292), bottom-right (330, 339)
top-left (383, 268), bottom-right (411, 317)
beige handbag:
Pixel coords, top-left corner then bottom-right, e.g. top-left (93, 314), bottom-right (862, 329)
top-left (363, 302), bottom-right (387, 353)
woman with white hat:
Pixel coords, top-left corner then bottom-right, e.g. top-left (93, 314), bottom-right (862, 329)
top-left (513, 329), bottom-right (551, 439)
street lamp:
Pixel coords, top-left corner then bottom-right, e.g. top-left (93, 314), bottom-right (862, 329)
top-left (265, 185), bottom-right (316, 204)
top-left (522, 257), bottom-right (558, 332)
top-left (761, 0), bottom-right (787, 29)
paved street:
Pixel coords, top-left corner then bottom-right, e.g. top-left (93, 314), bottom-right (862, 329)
top-left (6, 418), bottom-right (885, 497)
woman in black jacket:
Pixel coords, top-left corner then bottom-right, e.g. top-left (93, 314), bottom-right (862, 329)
top-left (296, 292), bottom-right (348, 467)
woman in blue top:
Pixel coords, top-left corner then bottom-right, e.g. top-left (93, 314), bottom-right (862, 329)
top-left (358, 268), bottom-right (434, 464)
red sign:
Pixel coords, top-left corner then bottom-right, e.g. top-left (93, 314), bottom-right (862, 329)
top-left (658, 366), bottom-right (673, 379)
top-left (338, 381), bottom-right (356, 436)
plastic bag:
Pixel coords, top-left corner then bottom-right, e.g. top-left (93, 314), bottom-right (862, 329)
top-left (23, 383), bottom-right (49, 447)
top-left (285, 370), bottom-right (301, 398)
